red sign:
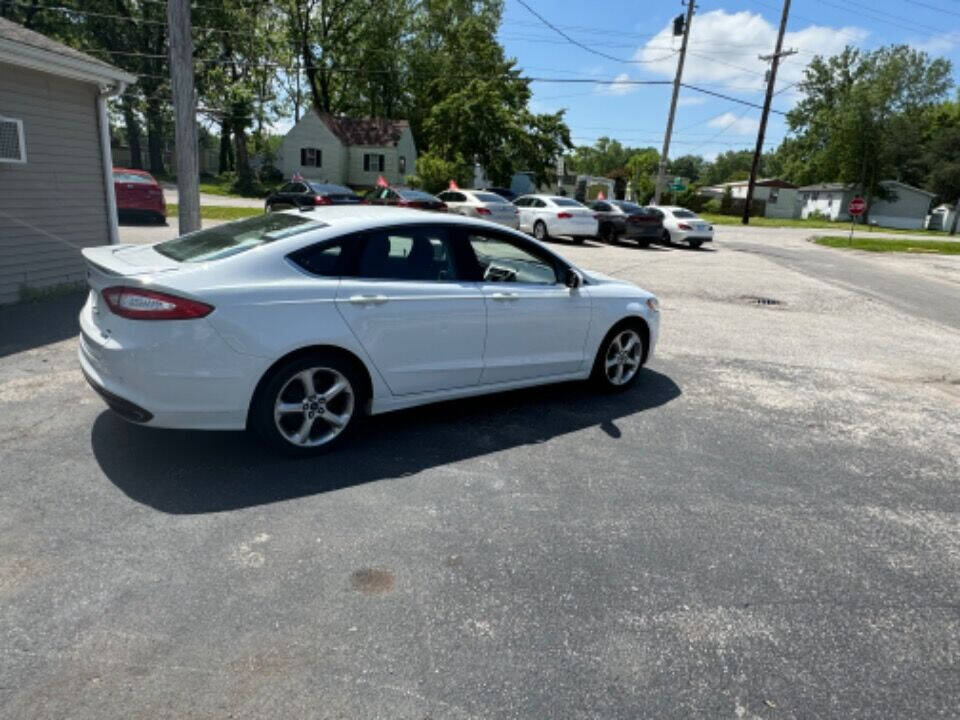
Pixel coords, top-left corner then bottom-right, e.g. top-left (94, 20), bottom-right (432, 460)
top-left (376, 175), bottom-right (389, 188)
top-left (448, 179), bottom-right (459, 190)
top-left (597, 190), bottom-right (606, 200)
top-left (849, 196), bottom-right (867, 216)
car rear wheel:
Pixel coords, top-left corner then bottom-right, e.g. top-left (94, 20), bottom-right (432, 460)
top-left (661, 230), bottom-right (672, 245)
top-left (533, 220), bottom-right (549, 241)
top-left (591, 325), bottom-right (645, 391)
top-left (690, 240), bottom-right (703, 249)
top-left (250, 352), bottom-right (365, 456)
top-left (637, 239), bottom-right (650, 248)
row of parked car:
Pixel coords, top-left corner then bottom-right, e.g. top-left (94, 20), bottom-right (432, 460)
top-left (265, 181), bottom-right (716, 249)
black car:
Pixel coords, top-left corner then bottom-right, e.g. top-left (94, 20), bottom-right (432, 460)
top-left (590, 200), bottom-right (664, 247)
top-left (365, 187), bottom-right (448, 212)
top-left (479, 186), bottom-right (517, 202)
top-left (265, 181), bottom-right (362, 212)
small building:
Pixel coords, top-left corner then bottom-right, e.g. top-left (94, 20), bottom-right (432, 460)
top-left (280, 111), bottom-right (417, 188)
top-left (0, 18), bottom-right (135, 304)
top-left (926, 203), bottom-right (957, 232)
top-left (798, 181), bottom-right (936, 229)
top-left (699, 178), bottom-right (801, 219)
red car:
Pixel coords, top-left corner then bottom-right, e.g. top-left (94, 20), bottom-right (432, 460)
top-left (113, 167), bottom-right (166, 224)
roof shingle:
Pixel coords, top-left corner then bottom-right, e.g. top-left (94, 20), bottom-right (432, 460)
top-left (317, 111), bottom-right (408, 147)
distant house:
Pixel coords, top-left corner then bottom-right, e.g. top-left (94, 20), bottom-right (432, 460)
top-left (699, 178), bottom-right (801, 219)
top-left (798, 181), bottom-right (936, 229)
top-left (280, 111), bottom-right (417, 188)
top-left (0, 17), bottom-right (136, 304)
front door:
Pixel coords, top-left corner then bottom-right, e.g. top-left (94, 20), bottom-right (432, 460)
top-left (335, 224), bottom-right (485, 395)
top-left (463, 229), bottom-right (593, 384)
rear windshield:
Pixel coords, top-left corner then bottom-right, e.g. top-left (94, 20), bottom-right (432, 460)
top-left (155, 213), bottom-right (327, 262)
top-left (472, 192), bottom-right (508, 203)
top-left (551, 197), bottom-right (583, 207)
top-left (308, 183), bottom-right (354, 195)
top-left (114, 172), bottom-right (154, 184)
top-left (671, 209), bottom-right (698, 218)
top-left (397, 189), bottom-right (438, 201)
top-left (613, 201), bottom-right (645, 213)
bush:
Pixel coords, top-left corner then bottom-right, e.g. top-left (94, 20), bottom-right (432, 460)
top-left (257, 163), bottom-right (283, 186)
top-left (807, 210), bottom-right (832, 222)
top-left (704, 198), bottom-right (722, 214)
top-left (406, 152), bottom-right (472, 194)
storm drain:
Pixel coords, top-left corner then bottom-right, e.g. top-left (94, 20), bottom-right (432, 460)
top-left (740, 295), bottom-right (784, 306)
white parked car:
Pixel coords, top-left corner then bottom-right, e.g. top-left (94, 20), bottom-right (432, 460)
top-left (652, 206), bottom-right (714, 248)
top-left (514, 194), bottom-right (598, 244)
top-left (436, 188), bottom-right (520, 229)
top-left (78, 207), bottom-right (660, 455)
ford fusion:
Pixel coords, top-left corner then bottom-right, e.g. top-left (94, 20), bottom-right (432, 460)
top-left (79, 207), bottom-right (660, 455)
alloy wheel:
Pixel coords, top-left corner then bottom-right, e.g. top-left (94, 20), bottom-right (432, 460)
top-left (534, 221), bottom-right (546, 240)
top-left (273, 367), bottom-right (355, 447)
top-left (604, 330), bottom-right (642, 386)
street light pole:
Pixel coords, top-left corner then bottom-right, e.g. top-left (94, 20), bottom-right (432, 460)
top-left (654, 0), bottom-right (695, 206)
top-left (741, 0), bottom-right (795, 225)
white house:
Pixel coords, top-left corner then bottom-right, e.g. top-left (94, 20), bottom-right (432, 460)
top-left (798, 181), bottom-right (936, 229)
top-left (699, 178), bottom-right (801, 219)
top-left (280, 110), bottom-right (417, 188)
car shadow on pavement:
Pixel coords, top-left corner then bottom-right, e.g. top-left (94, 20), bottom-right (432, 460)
top-left (91, 368), bottom-right (681, 515)
top-left (0, 290), bottom-right (86, 357)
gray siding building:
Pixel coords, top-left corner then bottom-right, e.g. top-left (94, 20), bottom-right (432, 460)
top-left (798, 181), bottom-right (936, 229)
top-left (0, 18), bottom-right (135, 304)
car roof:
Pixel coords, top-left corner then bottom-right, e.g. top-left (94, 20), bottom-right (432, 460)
top-left (307, 182), bottom-right (355, 193)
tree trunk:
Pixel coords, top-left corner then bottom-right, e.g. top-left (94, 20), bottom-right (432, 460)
top-left (218, 119), bottom-right (233, 174)
top-left (121, 97), bottom-right (143, 169)
top-left (145, 96), bottom-right (166, 175)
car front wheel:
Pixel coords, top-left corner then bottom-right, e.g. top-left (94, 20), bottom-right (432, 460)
top-left (591, 325), bottom-right (645, 391)
top-left (533, 220), bottom-right (549, 241)
top-left (250, 353), bottom-right (365, 455)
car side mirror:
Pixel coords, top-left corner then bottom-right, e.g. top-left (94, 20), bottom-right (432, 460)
top-left (565, 269), bottom-right (583, 289)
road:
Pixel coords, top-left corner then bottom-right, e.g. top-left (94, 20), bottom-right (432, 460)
top-left (1, 229), bottom-right (959, 719)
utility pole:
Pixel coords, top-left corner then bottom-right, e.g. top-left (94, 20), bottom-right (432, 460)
top-left (167, 0), bottom-right (201, 234)
top-left (741, 0), bottom-right (795, 224)
top-left (654, 0), bottom-right (695, 205)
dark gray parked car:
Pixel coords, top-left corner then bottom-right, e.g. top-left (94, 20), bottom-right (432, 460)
top-left (590, 200), bottom-right (664, 247)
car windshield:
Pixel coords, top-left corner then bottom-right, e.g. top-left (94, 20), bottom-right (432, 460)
top-left (155, 214), bottom-right (327, 263)
top-left (114, 172), bottom-right (154, 184)
top-left (473, 192), bottom-right (508, 204)
top-left (671, 209), bottom-right (698, 219)
top-left (551, 198), bottom-right (583, 207)
top-left (308, 183), bottom-right (354, 195)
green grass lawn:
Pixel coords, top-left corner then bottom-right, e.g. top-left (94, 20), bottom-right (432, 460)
top-left (814, 235), bottom-right (960, 254)
top-left (166, 204), bottom-right (262, 221)
top-left (700, 213), bottom-right (948, 237)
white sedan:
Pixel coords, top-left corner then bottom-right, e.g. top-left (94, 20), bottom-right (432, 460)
top-left (436, 188), bottom-right (520, 229)
top-left (514, 194), bottom-right (598, 244)
top-left (78, 207), bottom-right (660, 455)
top-left (653, 206), bottom-right (714, 248)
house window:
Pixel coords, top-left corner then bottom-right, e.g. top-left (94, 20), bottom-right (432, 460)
top-left (768, 188), bottom-right (779, 204)
top-left (300, 147), bottom-right (322, 167)
top-left (0, 116), bottom-right (27, 164)
top-left (811, 191), bottom-right (819, 201)
top-left (364, 153), bottom-right (385, 172)
top-left (399, 156), bottom-right (407, 175)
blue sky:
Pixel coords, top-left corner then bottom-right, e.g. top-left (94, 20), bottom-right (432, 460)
top-left (497, 0), bottom-right (960, 159)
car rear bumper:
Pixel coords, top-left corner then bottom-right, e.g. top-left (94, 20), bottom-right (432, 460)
top-left (78, 296), bottom-right (263, 430)
top-left (622, 226), bottom-right (661, 239)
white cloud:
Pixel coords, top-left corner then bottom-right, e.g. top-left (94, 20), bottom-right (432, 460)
top-left (597, 72), bottom-right (636, 96)
top-left (911, 31), bottom-right (960, 55)
top-left (677, 96), bottom-right (707, 107)
top-left (636, 10), bottom-right (868, 98)
top-left (707, 112), bottom-right (760, 135)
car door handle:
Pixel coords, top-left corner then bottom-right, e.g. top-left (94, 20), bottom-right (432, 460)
top-left (348, 294), bottom-right (388, 305)
top-left (490, 292), bottom-right (519, 301)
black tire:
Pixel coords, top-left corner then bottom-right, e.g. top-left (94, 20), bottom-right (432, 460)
top-left (574, 236), bottom-right (586, 244)
top-left (661, 229), bottom-right (672, 245)
top-left (533, 220), bottom-right (549, 241)
top-left (637, 238), bottom-right (650, 248)
top-left (599, 223), bottom-right (617, 243)
top-left (690, 240), bottom-right (703, 249)
top-left (155, 212), bottom-right (167, 225)
top-left (590, 323), bottom-right (647, 392)
top-left (249, 351), bottom-right (367, 456)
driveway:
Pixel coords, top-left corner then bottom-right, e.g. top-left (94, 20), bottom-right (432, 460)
top-left (1, 231), bottom-right (958, 718)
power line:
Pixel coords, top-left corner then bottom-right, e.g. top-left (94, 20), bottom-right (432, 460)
top-left (513, 0), bottom-right (677, 64)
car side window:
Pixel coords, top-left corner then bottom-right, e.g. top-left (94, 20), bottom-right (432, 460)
top-left (593, 201), bottom-right (612, 212)
top-left (513, 197), bottom-right (529, 207)
top-left (287, 239), bottom-right (349, 277)
top-left (532, 198), bottom-right (547, 208)
top-left (279, 183), bottom-right (297, 193)
top-left (439, 191), bottom-right (466, 202)
top-left (354, 226), bottom-right (459, 282)
top-left (466, 231), bottom-right (560, 285)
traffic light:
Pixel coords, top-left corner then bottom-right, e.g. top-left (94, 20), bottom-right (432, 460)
top-left (673, 14), bottom-right (685, 36)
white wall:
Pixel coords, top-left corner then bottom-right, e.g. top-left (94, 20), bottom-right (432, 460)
top-left (280, 113), bottom-right (346, 183)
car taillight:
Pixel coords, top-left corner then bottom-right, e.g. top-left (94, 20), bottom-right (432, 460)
top-left (314, 195), bottom-right (332, 205)
top-left (557, 212), bottom-right (573, 219)
top-left (678, 223), bottom-right (693, 230)
top-left (436, 202), bottom-right (448, 212)
top-left (593, 213), bottom-right (601, 220)
top-left (476, 207), bottom-right (491, 215)
top-left (101, 286), bottom-right (213, 320)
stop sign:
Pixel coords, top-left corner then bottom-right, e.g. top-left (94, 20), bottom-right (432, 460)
top-left (849, 196), bottom-right (867, 216)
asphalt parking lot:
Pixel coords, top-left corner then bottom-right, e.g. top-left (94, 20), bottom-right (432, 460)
top-left (2, 226), bottom-right (959, 718)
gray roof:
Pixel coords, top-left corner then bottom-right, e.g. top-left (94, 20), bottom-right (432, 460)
top-left (798, 183), bottom-right (852, 192)
top-left (0, 17), bottom-right (134, 83)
